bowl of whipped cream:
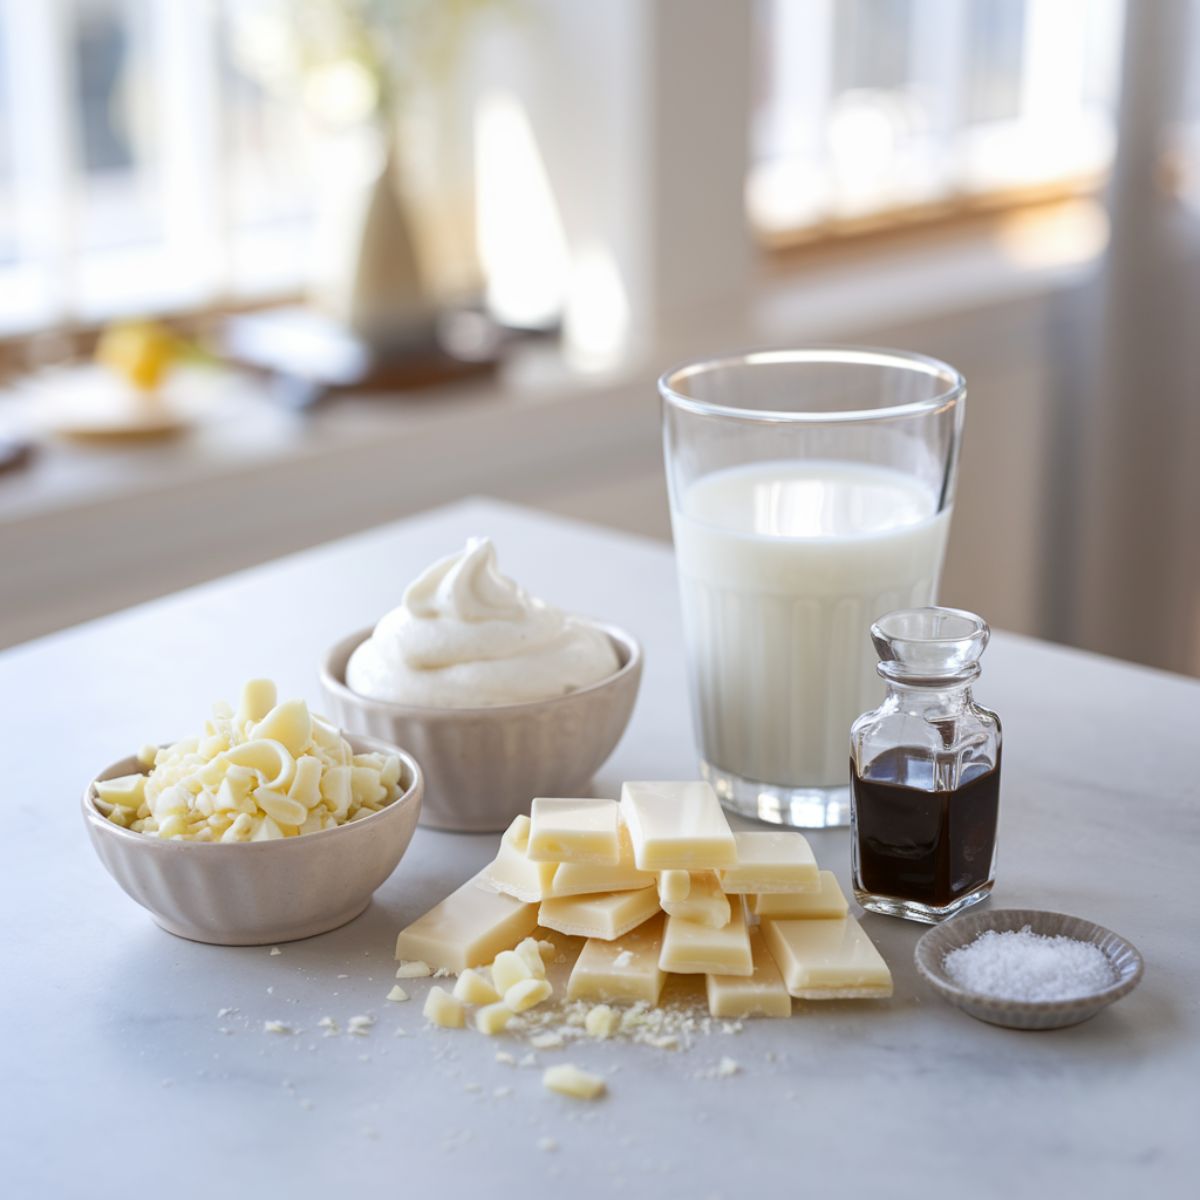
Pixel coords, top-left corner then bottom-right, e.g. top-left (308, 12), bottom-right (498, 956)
top-left (320, 537), bottom-right (643, 831)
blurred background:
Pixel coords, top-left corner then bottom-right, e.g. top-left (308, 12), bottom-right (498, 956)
top-left (0, 0), bottom-right (1197, 678)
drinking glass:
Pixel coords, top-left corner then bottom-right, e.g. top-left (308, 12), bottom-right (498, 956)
top-left (659, 347), bottom-right (966, 828)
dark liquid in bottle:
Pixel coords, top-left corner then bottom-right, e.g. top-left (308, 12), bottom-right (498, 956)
top-left (852, 750), bottom-right (1000, 908)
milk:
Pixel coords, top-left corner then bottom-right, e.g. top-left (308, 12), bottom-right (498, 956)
top-left (671, 461), bottom-right (951, 789)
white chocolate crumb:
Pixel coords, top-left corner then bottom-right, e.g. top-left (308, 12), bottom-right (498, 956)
top-left (433, 967), bottom-right (452, 978)
top-left (269, 947), bottom-right (282, 956)
top-left (613, 950), bottom-right (633, 968)
top-left (537, 940), bottom-right (557, 959)
top-left (529, 1031), bottom-right (565, 1050)
top-left (518, 1053), bottom-right (538, 1068)
top-left (493, 1086), bottom-right (513, 1098)
top-left (386, 985), bottom-right (409, 1003)
top-left (585, 1005), bottom-right (620, 1039)
top-left (716, 1057), bottom-right (739, 1077)
top-left (495, 1051), bottom-right (516, 1065)
top-left (538, 1137), bottom-right (559, 1152)
top-left (263, 1021), bottom-right (292, 1035)
top-left (347, 1015), bottom-right (375, 1035)
top-left (337, 974), bottom-right (349, 980)
top-left (216, 1007), bottom-right (236, 1018)
top-left (395, 961), bottom-right (432, 979)
top-left (394, 1028), bottom-right (407, 1037)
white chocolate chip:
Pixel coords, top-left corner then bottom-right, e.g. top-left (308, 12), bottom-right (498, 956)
top-left (386, 986), bottom-right (409, 1003)
top-left (491, 950), bottom-right (533, 994)
top-left (395, 961), bottom-right (433, 979)
top-left (543, 1064), bottom-right (606, 1100)
top-left (504, 978), bottom-right (553, 1013)
top-left (474, 1002), bottom-right (513, 1035)
top-left (453, 969), bottom-right (500, 1006)
top-left (423, 987), bottom-right (465, 1029)
top-left (514, 938), bottom-right (547, 978)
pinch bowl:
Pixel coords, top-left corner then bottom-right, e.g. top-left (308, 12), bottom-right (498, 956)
top-left (83, 734), bottom-right (423, 946)
top-left (914, 907), bottom-right (1144, 1030)
top-left (320, 622), bottom-right (643, 832)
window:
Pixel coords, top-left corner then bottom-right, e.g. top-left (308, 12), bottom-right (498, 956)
top-left (750, 0), bottom-right (1127, 243)
top-left (0, 0), bottom-right (317, 335)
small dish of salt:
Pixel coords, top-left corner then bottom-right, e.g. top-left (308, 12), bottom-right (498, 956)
top-left (915, 909), bottom-right (1143, 1030)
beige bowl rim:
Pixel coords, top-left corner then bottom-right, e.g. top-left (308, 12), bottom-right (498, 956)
top-left (319, 620), bottom-right (643, 718)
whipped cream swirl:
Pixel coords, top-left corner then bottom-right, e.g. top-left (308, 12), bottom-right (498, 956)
top-left (345, 538), bottom-right (621, 707)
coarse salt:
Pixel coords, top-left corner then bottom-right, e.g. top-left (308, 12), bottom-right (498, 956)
top-left (943, 926), bottom-right (1115, 1002)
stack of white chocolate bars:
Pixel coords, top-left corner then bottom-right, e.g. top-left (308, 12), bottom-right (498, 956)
top-left (394, 782), bottom-right (892, 1021)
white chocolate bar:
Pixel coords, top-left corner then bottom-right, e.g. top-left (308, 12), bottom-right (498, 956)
top-left (539, 887), bottom-right (660, 940)
top-left (761, 913), bottom-right (893, 999)
top-left (750, 870), bottom-right (849, 919)
top-left (660, 871), bottom-right (731, 930)
top-left (659, 904), bottom-right (753, 977)
top-left (480, 815), bottom-right (558, 903)
top-left (619, 781), bottom-right (736, 870)
top-left (549, 822), bottom-right (654, 897)
top-left (527, 797), bottom-right (621, 864)
top-left (705, 928), bottom-right (792, 1019)
top-left (567, 913), bottom-right (666, 1005)
top-left (718, 831), bottom-right (820, 894)
top-left (394, 872), bottom-right (538, 972)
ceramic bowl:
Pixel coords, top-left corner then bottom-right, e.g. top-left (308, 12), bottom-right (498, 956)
top-left (82, 734), bottom-right (423, 946)
top-left (320, 623), bottom-right (643, 832)
top-left (914, 907), bottom-right (1143, 1030)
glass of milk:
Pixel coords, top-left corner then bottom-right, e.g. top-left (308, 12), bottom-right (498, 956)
top-left (660, 348), bottom-right (966, 828)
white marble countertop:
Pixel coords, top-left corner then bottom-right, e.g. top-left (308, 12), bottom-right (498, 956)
top-left (3, 499), bottom-right (1197, 1199)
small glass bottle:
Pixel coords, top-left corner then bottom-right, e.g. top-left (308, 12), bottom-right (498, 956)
top-left (850, 607), bottom-right (1001, 923)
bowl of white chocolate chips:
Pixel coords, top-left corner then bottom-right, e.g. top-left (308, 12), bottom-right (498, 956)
top-left (82, 679), bottom-right (423, 945)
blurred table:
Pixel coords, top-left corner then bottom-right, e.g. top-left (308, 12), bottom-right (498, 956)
top-left (2, 498), bottom-right (1197, 1199)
